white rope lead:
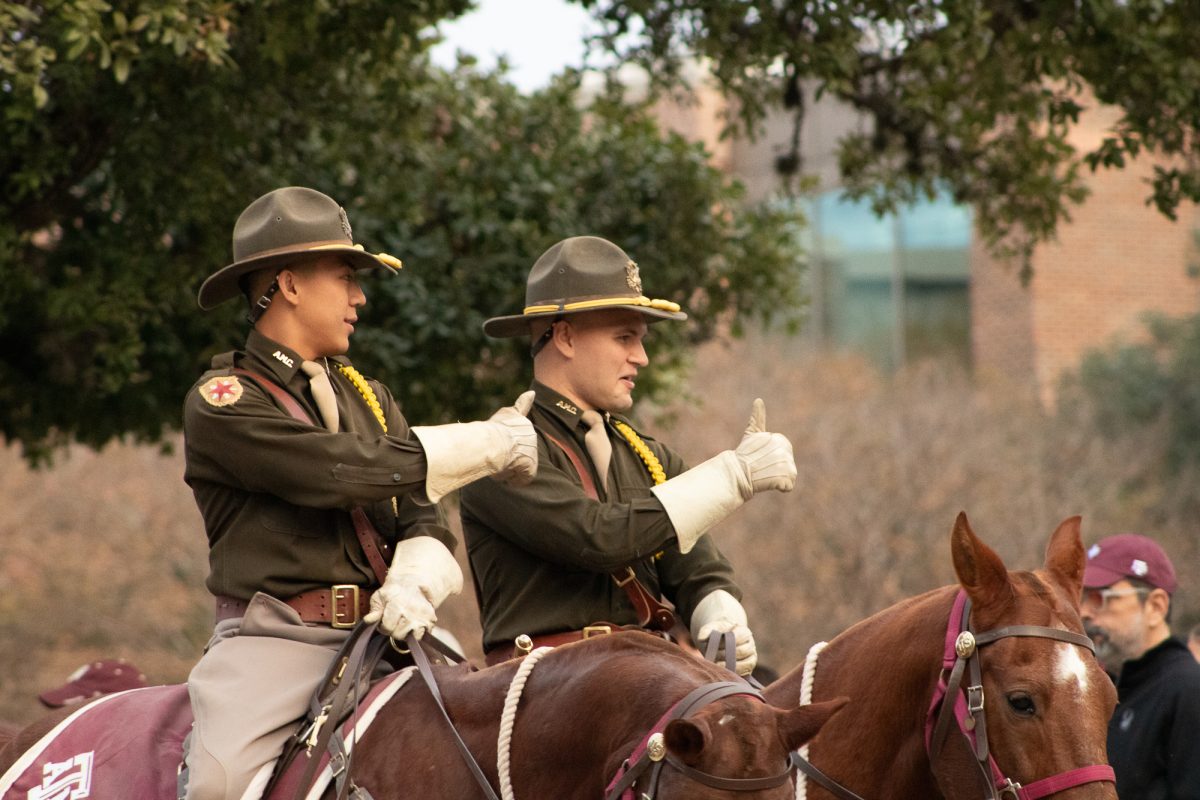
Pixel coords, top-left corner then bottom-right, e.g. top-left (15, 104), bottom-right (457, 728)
top-left (497, 646), bottom-right (554, 800)
top-left (795, 640), bottom-right (829, 800)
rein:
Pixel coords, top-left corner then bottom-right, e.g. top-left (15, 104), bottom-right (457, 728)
top-left (603, 681), bottom-right (799, 800)
top-left (925, 590), bottom-right (1116, 799)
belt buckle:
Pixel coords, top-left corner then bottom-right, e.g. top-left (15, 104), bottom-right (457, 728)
top-left (583, 624), bottom-right (613, 639)
top-left (331, 584), bottom-right (361, 629)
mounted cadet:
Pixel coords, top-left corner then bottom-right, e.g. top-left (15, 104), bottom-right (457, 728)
top-left (460, 235), bottom-right (796, 674)
top-left (182, 186), bottom-right (537, 800)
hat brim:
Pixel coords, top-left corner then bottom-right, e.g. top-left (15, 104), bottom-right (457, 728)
top-left (198, 246), bottom-right (394, 310)
top-left (483, 303), bottom-right (687, 338)
top-left (1082, 562), bottom-right (1130, 589)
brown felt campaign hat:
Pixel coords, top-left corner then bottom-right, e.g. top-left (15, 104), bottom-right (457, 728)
top-left (483, 236), bottom-right (687, 338)
top-left (197, 187), bottom-right (402, 310)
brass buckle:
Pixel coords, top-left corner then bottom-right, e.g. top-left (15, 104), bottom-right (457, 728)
top-left (997, 779), bottom-right (1022, 799)
top-left (331, 584), bottom-right (361, 629)
top-left (583, 625), bottom-right (613, 639)
top-left (612, 567), bottom-right (637, 588)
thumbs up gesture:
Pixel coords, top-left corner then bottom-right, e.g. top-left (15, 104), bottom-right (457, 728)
top-left (733, 399), bottom-right (797, 495)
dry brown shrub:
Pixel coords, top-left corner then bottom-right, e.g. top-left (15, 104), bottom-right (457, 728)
top-left (1, 335), bottom-right (1196, 725)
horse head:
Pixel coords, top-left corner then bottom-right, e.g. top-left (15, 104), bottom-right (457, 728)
top-left (652, 695), bottom-right (847, 800)
top-left (941, 513), bottom-right (1118, 799)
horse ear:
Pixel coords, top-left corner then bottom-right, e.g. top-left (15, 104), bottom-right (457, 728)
top-left (1043, 516), bottom-right (1085, 604)
top-left (779, 697), bottom-right (848, 752)
top-left (951, 512), bottom-right (1012, 609)
top-left (664, 718), bottom-right (711, 766)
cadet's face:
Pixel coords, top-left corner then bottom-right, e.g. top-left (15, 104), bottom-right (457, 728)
top-left (562, 309), bottom-right (649, 412)
top-left (287, 256), bottom-right (366, 359)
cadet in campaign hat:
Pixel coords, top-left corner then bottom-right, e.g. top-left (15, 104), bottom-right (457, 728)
top-left (483, 236), bottom-right (686, 347)
top-left (463, 234), bottom-right (798, 676)
top-left (197, 186), bottom-right (402, 314)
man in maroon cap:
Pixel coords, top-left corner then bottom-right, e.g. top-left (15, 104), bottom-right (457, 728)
top-left (1080, 533), bottom-right (1200, 800)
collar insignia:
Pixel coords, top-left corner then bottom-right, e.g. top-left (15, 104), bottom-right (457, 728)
top-left (555, 399), bottom-right (578, 415)
top-left (200, 376), bottom-right (243, 407)
top-left (272, 350), bottom-right (295, 368)
top-left (625, 259), bottom-right (642, 293)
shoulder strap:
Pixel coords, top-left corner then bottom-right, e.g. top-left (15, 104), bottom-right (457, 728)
top-left (542, 431), bottom-right (676, 632)
top-left (233, 368), bottom-right (391, 586)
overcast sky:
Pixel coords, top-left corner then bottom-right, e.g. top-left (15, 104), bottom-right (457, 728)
top-left (430, 0), bottom-right (602, 92)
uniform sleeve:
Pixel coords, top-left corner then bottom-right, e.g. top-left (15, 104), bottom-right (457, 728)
top-left (460, 433), bottom-right (679, 572)
top-left (184, 375), bottom-right (429, 510)
top-left (1167, 669), bottom-right (1200, 798)
top-left (647, 443), bottom-right (742, 623)
top-left (378, 381), bottom-right (457, 553)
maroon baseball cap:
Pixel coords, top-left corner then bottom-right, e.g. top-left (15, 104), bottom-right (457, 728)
top-left (1083, 534), bottom-right (1178, 593)
top-left (38, 659), bottom-right (148, 708)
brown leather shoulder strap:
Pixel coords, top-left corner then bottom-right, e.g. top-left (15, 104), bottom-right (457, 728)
top-left (232, 367), bottom-right (391, 586)
top-left (543, 430), bottom-right (676, 632)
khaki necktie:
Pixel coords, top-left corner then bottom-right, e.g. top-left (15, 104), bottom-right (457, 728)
top-left (300, 360), bottom-right (340, 433)
top-left (580, 409), bottom-right (612, 493)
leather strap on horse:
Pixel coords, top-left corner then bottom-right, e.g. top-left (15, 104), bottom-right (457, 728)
top-left (543, 430), bottom-right (676, 632)
top-left (233, 368), bottom-right (393, 585)
top-left (407, 631), bottom-right (503, 800)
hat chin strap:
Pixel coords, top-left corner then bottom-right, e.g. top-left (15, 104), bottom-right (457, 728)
top-left (530, 316), bottom-right (563, 357)
top-left (246, 277), bottom-right (281, 325)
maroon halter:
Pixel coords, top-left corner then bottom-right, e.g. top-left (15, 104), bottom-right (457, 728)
top-left (925, 590), bottom-right (1116, 799)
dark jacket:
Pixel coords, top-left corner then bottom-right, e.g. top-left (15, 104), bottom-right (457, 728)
top-left (183, 329), bottom-right (452, 599)
top-left (460, 381), bottom-right (739, 651)
top-left (1108, 636), bottom-right (1200, 800)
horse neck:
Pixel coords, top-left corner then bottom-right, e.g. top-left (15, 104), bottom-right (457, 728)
top-left (769, 586), bottom-right (957, 800)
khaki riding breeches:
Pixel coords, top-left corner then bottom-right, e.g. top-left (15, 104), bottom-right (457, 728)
top-left (183, 593), bottom-right (351, 800)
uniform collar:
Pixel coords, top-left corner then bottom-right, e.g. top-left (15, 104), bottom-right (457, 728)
top-left (242, 328), bottom-right (305, 384)
top-left (532, 380), bottom-right (593, 431)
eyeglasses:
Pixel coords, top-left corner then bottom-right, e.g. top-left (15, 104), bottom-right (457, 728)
top-left (1081, 587), bottom-right (1148, 611)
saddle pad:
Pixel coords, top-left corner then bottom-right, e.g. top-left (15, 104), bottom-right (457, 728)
top-left (0, 685), bottom-right (191, 800)
top-left (259, 667), bottom-right (415, 800)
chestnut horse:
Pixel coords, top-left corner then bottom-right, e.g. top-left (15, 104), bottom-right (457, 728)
top-left (1, 632), bottom-right (843, 800)
top-left (766, 514), bottom-right (1117, 800)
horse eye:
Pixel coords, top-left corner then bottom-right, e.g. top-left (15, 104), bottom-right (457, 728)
top-left (1007, 693), bottom-right (1036, 717)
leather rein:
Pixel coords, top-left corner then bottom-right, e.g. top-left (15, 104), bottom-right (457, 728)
top-left (924, 590), bottom-right (1116, 799)
top-left (604, 681), bottom-right (801, 800)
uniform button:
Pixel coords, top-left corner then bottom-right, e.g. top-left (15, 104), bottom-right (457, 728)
top-left (392, 472), bottom-right (402, 482)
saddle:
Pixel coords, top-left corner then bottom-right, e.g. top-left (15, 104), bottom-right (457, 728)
top-left (0, 670), bottom-right (416, 800)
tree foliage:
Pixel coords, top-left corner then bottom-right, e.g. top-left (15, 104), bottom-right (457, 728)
top-left (1, 1), bottom-right (805, 460)
top-left (578, 1), bottom-right (1200, 273)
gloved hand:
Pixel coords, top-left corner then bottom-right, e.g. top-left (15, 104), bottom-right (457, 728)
top-left (411, 391), bottom-right (538, 503)
top-left (363, 536), bottom-right (463, 639)
top-left (733, 398), bottom-right (797, 495)
top-left (651, 398), bottom-right (796, 553)
top-left (690, 589), bottom-right (758, 676)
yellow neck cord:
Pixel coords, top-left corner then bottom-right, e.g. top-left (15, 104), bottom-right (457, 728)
top-left (338, 365), bottom-right (396, 515)
top-left (612, 420), bottom-right (666, 485)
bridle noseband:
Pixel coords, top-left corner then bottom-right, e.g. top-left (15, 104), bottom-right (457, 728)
top-left (925, 590), bottom-right (1116, 800)
top-left (604, 680), bottom-right (799, 800)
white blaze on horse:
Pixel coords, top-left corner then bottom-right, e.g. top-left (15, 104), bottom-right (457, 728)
top-left (767, 513), bottom-right (1118, 800)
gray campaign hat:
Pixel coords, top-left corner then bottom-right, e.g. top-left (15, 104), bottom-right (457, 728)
top-left (483, 236), bottom-right (687, 338)
top-left (198, 187), bottom-right (402, 310)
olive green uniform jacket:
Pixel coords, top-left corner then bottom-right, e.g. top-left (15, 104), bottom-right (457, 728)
top-left (460, 381), bottom-right (740, 652)
top-left (183, 329), bottom-right (453, 600)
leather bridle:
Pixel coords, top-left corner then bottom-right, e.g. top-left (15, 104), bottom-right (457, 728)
top-left (924, 590), bottom-right (1116, 799)
top-left (604, 680), bottom-right (800, 800)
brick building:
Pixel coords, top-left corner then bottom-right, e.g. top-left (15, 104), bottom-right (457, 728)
top-left (620, 69), bottom-right (1200, 400)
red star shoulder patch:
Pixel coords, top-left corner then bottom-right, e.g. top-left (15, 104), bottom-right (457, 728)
top-left (199, 375), bottom-right (243, 407)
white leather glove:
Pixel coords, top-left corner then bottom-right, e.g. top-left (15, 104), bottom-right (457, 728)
top-left (651, 398), bottom-right (796, 553)
top-left (363, 536), bottom-right (463, 639)
top-left (411, 391), bottom-right (538, 503)
top-left (690, 589), bottom-right (757, 676)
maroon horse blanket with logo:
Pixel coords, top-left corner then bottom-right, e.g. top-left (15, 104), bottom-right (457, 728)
top-left (0, 671), bottom-right (414, 800)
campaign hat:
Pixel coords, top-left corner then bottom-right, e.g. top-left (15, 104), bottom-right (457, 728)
top-left (198, 186), bottom-right (402, 309)
top-left (483, 236), bottom-right (686, 338)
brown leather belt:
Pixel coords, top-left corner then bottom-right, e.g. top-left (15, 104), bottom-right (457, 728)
top-left (215, 585), bottom-right (373, 629)
top-left (484, 623), bottom-right (650, 666)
